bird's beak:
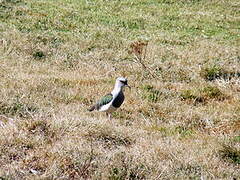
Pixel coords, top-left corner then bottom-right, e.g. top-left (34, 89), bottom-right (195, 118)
top-left (125, 84), bottom-right (131, 89)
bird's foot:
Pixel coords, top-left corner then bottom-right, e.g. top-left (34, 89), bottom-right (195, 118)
top-left (106, 112), bottom-right (112, 120)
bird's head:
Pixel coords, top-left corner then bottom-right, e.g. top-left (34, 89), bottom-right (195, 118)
top-left (115, 77), bottom-right (131, 89)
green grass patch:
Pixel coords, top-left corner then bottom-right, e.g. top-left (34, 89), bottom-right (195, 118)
top-left (200, 65), bottom-right (240, 81)
top-left (141, 85), bottom-right (161, 103)
top-left (232, 136), bottom-right (240, 143)
top-left (109, 164), bottom-right (146, 180)
top-left (180, 89), bottom-right (203, 103)
top-left (148, 126), bottom-right (176, 137)
top-left (1, 0), bottom-right (238, 45)
top-left (201, 86), bottom-right (223, 99)
top-left (175, 126), bottom-right (195, 138)
top-left (180, 85), bottom-right (227, 104)
top-left (220, 145), bottom-right (240, 165)
top-left (146, 125), bottom-right (194, 139)
top-left (32, 50), bottom-right (45, 60)
top-left (200, 65), bottom-right (224, 81)
top-left (0, 98), bottom-right (38, 117)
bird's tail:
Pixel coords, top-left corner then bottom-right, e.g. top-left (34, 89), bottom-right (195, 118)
top-left (88, 105), bottom-right (95, 112)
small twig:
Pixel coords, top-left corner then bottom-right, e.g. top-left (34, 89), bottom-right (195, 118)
top-left (134, 54), bottom-right (158, 79)
top-left (155, 166), bottom-right (168, 179)
top-left (129, 40), bottom-right (160, 79)
top-left (26, 108), bottom-right (35, 119)
top-left (133, 54), bottom-right (147, 69)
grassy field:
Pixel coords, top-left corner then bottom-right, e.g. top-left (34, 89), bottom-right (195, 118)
top-left (0, 0), bottom-right (240, 179)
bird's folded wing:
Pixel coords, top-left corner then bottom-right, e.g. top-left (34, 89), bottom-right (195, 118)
top-left (88, 93), bottom-right (113, 111)
top-left (97, 93), bottom-right (113, 107)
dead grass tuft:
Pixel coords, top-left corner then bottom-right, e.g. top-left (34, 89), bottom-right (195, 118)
top-left (84, 125), bottom-right (134, 149)
top-left (108, 153), bottom-right (148, 180)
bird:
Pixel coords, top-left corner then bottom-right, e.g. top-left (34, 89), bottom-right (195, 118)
top-left (88, 77), bottom-right (130, 118)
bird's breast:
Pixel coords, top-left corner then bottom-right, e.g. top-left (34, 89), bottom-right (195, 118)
top-left (112, 91), bottom-right (125, 108)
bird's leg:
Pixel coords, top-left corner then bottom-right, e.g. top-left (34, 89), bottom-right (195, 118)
top-left (106, 112), bottom-right (112, 120)
top-left (109, 113), bottom-right (112, 120)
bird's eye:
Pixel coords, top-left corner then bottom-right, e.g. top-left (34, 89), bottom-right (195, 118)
top-left (120, 80), bottom-right (127, 85)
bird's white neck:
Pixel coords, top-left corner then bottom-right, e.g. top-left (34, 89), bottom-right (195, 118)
top-left (111, 82), bottom-right (123, 95)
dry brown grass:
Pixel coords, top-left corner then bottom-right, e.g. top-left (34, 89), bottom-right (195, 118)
top-left (0, 0), bottom-right (240, 179)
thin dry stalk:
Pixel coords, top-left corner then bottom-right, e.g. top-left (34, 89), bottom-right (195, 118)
top-left (129, 40), bottom-right (159, 79)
